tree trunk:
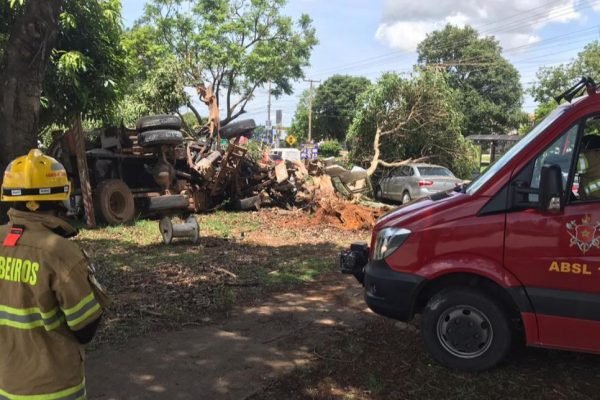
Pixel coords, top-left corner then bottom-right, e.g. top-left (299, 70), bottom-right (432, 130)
top-left (0, 0), bottom-right (62, 223)
top-left (366, 127), bottom-right (383, 176)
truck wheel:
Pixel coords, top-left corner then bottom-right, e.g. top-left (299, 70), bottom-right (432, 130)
top-left (138, 129), bottom-right (184, 147)
top-left (136, 114), bottom-right (182, 132)
top-left (95, 179), bottom-right (136, 225)
top-left (402, 191), bottom-right (411, 204)
top-left (421, 287), bottom-right (512, 372)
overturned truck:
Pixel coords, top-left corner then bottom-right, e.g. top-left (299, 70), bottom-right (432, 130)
top-left (50, 114), bottom-right (256, 225)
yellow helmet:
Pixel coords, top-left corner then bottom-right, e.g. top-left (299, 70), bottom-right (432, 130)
top-left (1, 149), bottom-right (71, 203)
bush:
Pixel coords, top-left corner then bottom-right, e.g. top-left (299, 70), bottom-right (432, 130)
top-left (246, 140), bottom-right (266, 162)
top-left (319, 140), bottom-right (342, 157)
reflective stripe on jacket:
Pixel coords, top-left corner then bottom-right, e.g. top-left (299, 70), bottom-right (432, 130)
top-left (0, 209), bottom-right (103, 398)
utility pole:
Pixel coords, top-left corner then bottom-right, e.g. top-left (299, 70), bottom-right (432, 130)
top-left (267, 81), bottom-right (272, 125)
top-left (304, 79), bottom-right (320, 143)
top-left (267, 81), bottom-right (272, 143)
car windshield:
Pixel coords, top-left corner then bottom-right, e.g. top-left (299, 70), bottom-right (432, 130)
top-left (466, 105), bottom-right (569, 195)
top-left (417, 166), bottom-right (453, 177)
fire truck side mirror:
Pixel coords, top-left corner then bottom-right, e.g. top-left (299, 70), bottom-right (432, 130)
top-left (539, 164), bottom-right (563, 212)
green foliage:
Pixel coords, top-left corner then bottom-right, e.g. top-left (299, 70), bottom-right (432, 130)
top-left (319, 140), bottom-right (342, 157)
top-left (246, 140), bottom-right (268, 162)
top-left (0, 1), bottom-right (21, 70)
top-left (114, 58), bottom-right (188, 126)
top-left (417, 25), bottom-right (523, 135)
top-left (312, 75), bottom-right (371, 142)
top-left (181, 111), bottom-right (201, 130)
top-left (134, 0), bottom-right (318, 125)
top-left (289, 89), bottom-right (310, 143)
top-left (41, 0), bottom-right (128, 127)
top-left (530, 41), bottom-right (600, 107)
top-left (348, 70), bottom-right (477, 179)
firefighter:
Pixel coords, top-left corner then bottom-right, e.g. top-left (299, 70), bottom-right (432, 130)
top-left (578, 135), bottom-right (600, 199)
top-left (0, 149), bottom-right (108, 399)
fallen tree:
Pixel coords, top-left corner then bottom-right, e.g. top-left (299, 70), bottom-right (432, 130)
top-left (347, 69), bottom-right (478, 179)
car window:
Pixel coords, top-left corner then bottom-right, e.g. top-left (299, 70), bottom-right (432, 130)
top-left (417, 166), bottom-right (453, 177)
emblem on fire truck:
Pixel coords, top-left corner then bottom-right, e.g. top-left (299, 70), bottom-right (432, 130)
top-left (566, 215), bottom-right (600, 254)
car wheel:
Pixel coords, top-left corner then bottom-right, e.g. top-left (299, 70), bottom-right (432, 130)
top-left (95, 179), bottom-right (136, 225)
top-left (421, 287), bottom-right (513, 372)
top-left (136, 114), bottom-right (182, 132)
top-left (374, 186), bottom-right (383, 201)
top-left (402, 191), bottom-right (411, 204)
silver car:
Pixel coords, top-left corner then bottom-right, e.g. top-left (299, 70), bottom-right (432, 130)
top-left (375, 163), bottom-right (462, 204)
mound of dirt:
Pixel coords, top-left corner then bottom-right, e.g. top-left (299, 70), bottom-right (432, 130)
top-left (315, 197), bottom-right (389, 231)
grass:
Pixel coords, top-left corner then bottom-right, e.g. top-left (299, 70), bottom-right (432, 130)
top-left (74, 210), bottom-right (365, 346)
top-left (258, 258), bottom-right (332, 287)
top-left (253, 318), bottom-right (600, 400)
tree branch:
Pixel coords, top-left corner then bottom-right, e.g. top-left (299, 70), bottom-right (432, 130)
top-left (187, 101), bottom-right (203, 126)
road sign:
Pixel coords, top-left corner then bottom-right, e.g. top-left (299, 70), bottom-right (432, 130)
top-left (286, 135), bottom-right (297, 146)
top-left (300, 144), bottom-right (318, 160)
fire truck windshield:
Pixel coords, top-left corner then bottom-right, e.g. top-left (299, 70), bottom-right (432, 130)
top-left (466, 105), bottom-right (569, 195)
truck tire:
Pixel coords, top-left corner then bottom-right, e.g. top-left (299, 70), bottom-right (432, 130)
top-left (136, 114), bottom-right (182, 132)
top-left (421, 287), bottom-right (513, 372)
top-left (95, 179), bottom-right (135, 225)
top-left (219, 119), bottom-right (256, 140)
top-left (138, 129), bottom-right (184, 147)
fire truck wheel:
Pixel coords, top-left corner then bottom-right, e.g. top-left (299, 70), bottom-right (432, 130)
top-left (421, 287), bottom-right (513, 372)
top-left (136, 114), bottom-right (182, 132)
top-left (95, 179), bottom-right (136, 226)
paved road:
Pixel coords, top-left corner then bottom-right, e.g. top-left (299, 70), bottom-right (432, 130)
top-left (87, 276), bottom-right (374, 399)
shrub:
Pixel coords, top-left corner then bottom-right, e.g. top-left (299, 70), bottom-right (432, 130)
top-left (319, 140), bottom-right (342, 157)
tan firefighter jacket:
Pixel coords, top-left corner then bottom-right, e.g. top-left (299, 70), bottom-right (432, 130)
top-left (0, 209), bottom-right (105, 399)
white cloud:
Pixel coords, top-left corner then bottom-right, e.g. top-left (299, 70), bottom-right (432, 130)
top-left (375, 21), bottom-right (435, 53)
top-left (376, 0), bottom-right (582, 53)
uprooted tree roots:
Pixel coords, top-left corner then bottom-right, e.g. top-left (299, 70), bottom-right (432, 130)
top-left (315, 196), bottom-right (388, 231)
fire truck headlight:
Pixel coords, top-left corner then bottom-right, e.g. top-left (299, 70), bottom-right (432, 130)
top-left (373, 227), bottom-right (411, 260)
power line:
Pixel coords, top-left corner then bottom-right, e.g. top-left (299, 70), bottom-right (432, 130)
top-left (306, 0), bottom-right (600, 79)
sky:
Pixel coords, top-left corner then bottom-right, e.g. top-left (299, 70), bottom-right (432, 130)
top-left (122, 0), bottom-right (600, 128)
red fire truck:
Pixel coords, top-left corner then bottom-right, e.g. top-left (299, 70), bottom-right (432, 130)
top-left (341, 78), bottom-right (600, 371)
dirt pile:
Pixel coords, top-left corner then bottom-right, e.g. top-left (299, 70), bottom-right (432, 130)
top-left (315, 196), bottom-right (388, 231)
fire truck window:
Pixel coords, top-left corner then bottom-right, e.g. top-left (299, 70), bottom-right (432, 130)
top-left (573, 115), bottom-right (600, 201)
top-left (529, 124), bottom-right (578, 202)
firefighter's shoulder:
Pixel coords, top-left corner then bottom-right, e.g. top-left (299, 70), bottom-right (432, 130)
top-left (30, 231), bottom-right (87, 267)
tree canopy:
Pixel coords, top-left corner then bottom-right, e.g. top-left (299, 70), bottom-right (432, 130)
top-left (131, 0), bottom-right (318, 126)
top-left (289, 89), bottom-right (309, 143)
top-left (530, 41), bottom-right (600, 121)
top-left (312, 75), bottom-right (371, 142)
top-left (417, 25), bottom-right (523, 136)
top-left (41, 0), bottom-right (128, 127)
top-left (347, 70), bottom-right (477, 178)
